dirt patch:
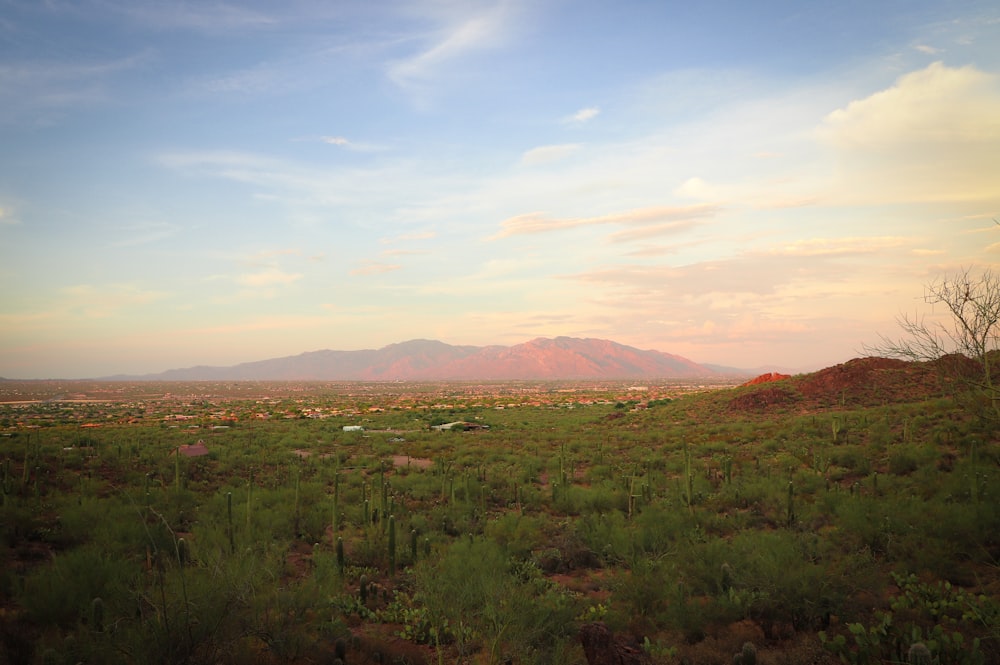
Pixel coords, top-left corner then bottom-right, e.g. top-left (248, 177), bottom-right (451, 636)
top-left (391, 454), bottom-right (433, 470)
top-left (729, 386), bottom-right (795, 412)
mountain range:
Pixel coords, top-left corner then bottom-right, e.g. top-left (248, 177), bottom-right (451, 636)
top-left (105, 337), bottom-right (754, 381)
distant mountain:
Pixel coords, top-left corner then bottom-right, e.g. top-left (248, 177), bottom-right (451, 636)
top-left (111, 337), bottom-right (737, 381)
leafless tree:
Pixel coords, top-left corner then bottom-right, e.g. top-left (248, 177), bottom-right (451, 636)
top-left (865, 267), bottom-right (1000, 428)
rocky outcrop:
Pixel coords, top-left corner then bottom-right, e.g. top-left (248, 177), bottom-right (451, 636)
top-left (740, 371), bottom-right (791, 387)
top-left (579, 622), bottom-right (651, 665)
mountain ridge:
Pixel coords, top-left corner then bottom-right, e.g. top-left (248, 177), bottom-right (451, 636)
top-left (102, 337), bottom-right (751, 381)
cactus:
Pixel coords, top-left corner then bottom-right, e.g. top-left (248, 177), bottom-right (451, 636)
top-left (906, 642), bottom-right (932, 665)
top-left (336, 537), bottom-right (345, 576)
top-left (388, 514), bottom-right (397, 576)
top-left (410, 528), bottom-right (418, 562)
top-left (176, 537), bottom-right (189, 566)
top-left (720, 562), bottom-right (733, 592)
top-left (733, 641), bottom-right (756, 665)
top-left (334, 637), bottom-right (347, 661)
top-left (91, 596), bottom-right (104, 632)
top-left (786, 481), bottom-right (795, 526)
top-left (174, 447), bottom-right (181, 491)
top-left (683, 440), bottom-right (694, 512)
top-left (226, 491), bottom-right (235, 553)
top-left (293, 466), bottom-right (301, 537)
top-left (359, 574), bottom-right (368, 605)
top-left (246, 467), bottom-right (254, 532)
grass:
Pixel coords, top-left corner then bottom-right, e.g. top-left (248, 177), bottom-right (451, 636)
top-left (0, 370), bottom-right (998, 664)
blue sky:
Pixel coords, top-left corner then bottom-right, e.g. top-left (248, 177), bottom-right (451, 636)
top-left (1, 1), bottom-right (998, 379)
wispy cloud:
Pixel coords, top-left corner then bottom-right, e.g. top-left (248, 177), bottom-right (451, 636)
top-left (519, 144), bottom-right (581, 166)
top-left (116, 1), bottom-right (279, 33)
top-left (0, 52), bottom-right (149, 119)
top-left (111, 221), bottom-right (181, 247)
top-left (381, 248), bottom-right (428, 257)
top-left (491, 204), bottom-right (719, 239)
top-left (761, 236), bottom-right (908, 257)
top-left (236, 268), bottom-right (303, 287)
top-left (0, 206), bottom-right (20, 226)
top-left (386, 2), bottom-right (521, 94)
top-left (606, 220), bottom-right (704, 244)
top-left (380, 231), bottom-right (436, 244)
top-left (564, 107), bottom-right (600, 124)
top-left (317, 135), bottom-right (386, 152)
top-left (61, 283), bottom-right (167, 319)
top-left (351, 261), bottom-right (401, 276)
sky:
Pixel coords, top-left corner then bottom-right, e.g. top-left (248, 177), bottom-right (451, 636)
top-left (1, 0), bottom-right (999, 379)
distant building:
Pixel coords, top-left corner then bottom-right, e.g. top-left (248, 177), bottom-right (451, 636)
top-left (431, 421), bottom-right (489, 431)
top-left (342, 425), bottom-right (364, 432)
top-left (173, 440), bottom-right (210, 458)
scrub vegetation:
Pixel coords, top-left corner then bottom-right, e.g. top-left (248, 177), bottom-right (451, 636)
top-left (0, 365), bottom-right (997, 665)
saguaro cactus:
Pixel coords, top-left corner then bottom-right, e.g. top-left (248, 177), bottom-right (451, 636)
top-left (786, 482), bottom-right (795, 527)
top-left (388, 515), bottom-right (396, 575)
top-left (91, 597), bottom-right (104, 632)
top-left (907, 642), bottom-right (932, 665)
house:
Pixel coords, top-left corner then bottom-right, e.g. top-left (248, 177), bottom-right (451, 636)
top-left (431, 421), bottom-right (489, 432)
top-left (174, 440), bottom-right (210, 458)
top-left (342, 425), bottom-right (364, 432)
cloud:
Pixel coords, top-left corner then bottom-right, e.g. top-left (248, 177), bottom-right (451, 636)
top-left (820, 62), bottom-right (1000, 204)
top-left (491, 204), bottom-right (719, 239)
top-left (914, 44), bottom-right (943, 55)
top-left (674, 177), bottom-right (720, 201)
top-left (387, 3), bottom-right (518, 91)
top-left (564, 107), bottom-right (600, 124)
top-left (0, 206), bottom-right (20, 226)
top-left (0, 52), bottom-right (149, 120)
top-left (236, 268), bottom-right (303, 287)
top-left (519, 144), bottom-right (581, 166)
top-left (61, 283), bottom-right (167, 318)
top-left (117, 2), bottom-right (278, 33)
top-left (350, 261), bottom-right (401, 276)
top-left (381, 249), bottom-right (428, 257)
top-left (111, 221), bottom-right (180, 247)
top-left (761, 236), bottom-right (908, 257)
top-left (317, 135), bottom-right (385, 152)
top-left (380, 230), bottom-right (436, 244)
top-left (607, 220), bottom-right (704, 244)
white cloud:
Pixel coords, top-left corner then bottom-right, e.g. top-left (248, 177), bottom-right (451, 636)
top-left (761, 236), bottom-right (908, 257)
top-left (820, 62), bottom-right (1000, 204)
top-left (111, 221), bottom-right (180, 247)
top-left (492, 204), bottom-right (718, 239)
top-left (0, 206), bottom-right (20, 226)
top-left (519, 143), bottom-right (581, 166)
top-left (61, 283), bottom-right (167, 319)
top-left (117, 2), bottom-right (278, 33)
top-left (380, 231), bottom-right (436, 244)
top-left (351, 261), bottom-right (401, 276)
top-left (236, 268), bottom-right (303, 287)
top-left (564, 107), bottom-right (600, 124)
top-left (387, 3), bottom-right (519, 91)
